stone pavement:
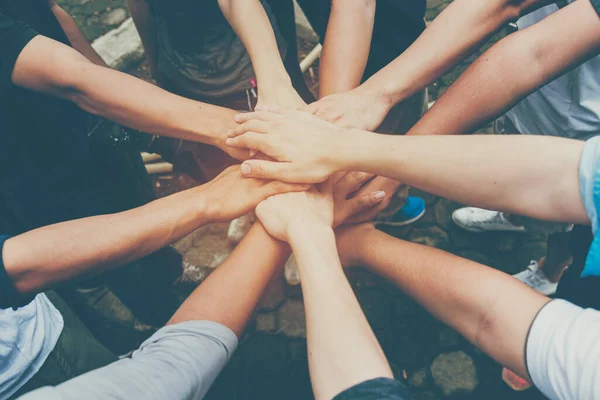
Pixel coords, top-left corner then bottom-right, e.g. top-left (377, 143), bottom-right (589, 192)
top-left (59, 0), bottom-right (547, 398)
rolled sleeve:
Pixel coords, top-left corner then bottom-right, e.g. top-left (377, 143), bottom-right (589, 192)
top-left (526, 299), bottom-right (600, 400)
top-left (0, 14), bottom-right (38, 90)
top-left (20, 320), bottom-right (238, 400)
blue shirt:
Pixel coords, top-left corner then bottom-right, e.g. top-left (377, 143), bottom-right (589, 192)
top-left (579, 136), bottom-right (600, 277)
top-left (0, 235), bottom-right (63, 399)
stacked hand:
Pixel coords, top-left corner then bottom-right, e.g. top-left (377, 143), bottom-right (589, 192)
top-left (255, 79), bottom-right (307, 113)
top-left (307, 86), bottom-right (391, 132)
top-left (227, 110), bottom-right (356, 182)
top-left (198, 165), bottom-right (309, 222)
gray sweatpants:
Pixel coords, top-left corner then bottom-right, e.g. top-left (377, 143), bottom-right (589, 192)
top-left (19, 321), bottom-right (238, 400)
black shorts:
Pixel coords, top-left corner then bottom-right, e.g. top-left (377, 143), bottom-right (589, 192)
top-left (333, 378), bottom-right (412, 400)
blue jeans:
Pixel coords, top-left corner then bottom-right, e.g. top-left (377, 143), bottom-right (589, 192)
top-left (333, 378), bottom-right (412, 400)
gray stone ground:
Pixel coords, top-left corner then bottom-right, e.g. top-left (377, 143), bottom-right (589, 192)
top-left (57, 0), bottom-right (547, 398)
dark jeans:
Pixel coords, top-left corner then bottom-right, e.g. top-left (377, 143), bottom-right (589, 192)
top-left (333, 378), bottom-right (412, 400)
top-left (11, 292), bottom-right (118, 399)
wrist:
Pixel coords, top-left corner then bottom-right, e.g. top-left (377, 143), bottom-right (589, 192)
top-left (356, 79), bottom-right (394, 114)
top-left (342, 128), bottom-right (379, 172)
top-left (286, 219), bottom-right (333, 243)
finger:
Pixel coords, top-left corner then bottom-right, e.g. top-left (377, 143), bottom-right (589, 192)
top-left (338, 191), bottom-right (386, 227)
top-left (261, 181), bottom-right (311, 199)
top-left (225, 132), bottom-right (269, 153)
top-left (241, 160), bottom-right (317, 183)
top-left (336, 171), bottom-right (376, 197)
top-left (234, 111), bottom-right (283, 124)
top-left (227, 119), bottom-right (270, 138)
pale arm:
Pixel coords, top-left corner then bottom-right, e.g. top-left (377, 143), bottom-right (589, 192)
top-left (308, 0), bottom-right (551, 130)
top-left (12, 35), bottom-right (238, 152)
top-left (2, 166), bottom-right (306, 297)
top-left (408, 0), bottom-right (600, 135)
top-left (49, 1), bottom-right (108, 67)
top-left (228, 114), bottom-right (588, 224)
top-left (352, 134), bottom-right (588, 225)
top-left (318, 0), bottom-right (376, 97)
top-left (361, 0), bottom-right (551, 109)
top-left (127, 0), bottom-right (161, 79)
top-left (3, 184), bottom-right (208, 294)
top-left (288, 223), bottom-right (392, 399)
top-left (217, 0), bottom-right (304, 109)
top-left (337, 224), bottom-right (550, 380)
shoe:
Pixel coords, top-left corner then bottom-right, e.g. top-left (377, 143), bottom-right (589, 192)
top-left (513, 260), bottom-right (558, 296)
top-left (452, 207), bottom-right (525, 233)
top-left (375, 196), bottom-right (426, 227)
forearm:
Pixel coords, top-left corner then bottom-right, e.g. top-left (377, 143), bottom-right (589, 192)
top-left (289, 223), bottom-right (391, 400)
top-left (168, 223), bottom-right (290, 337)
top-left (345, 132), bottom-right (588, 224)
top-left (128, 0), bottom-right (161, 74)
top-left (3, 186), bottom-right (210, 294)
top-left (218, 0), bottom-right (289, 86)
top-left (409, 0), bottom-right (600, 136)
top-left (13, 36), bottom-right (236, 148)
top-left (318, 0), bottom-right (375, 97)
top-left (50, 2), bottom-right (108, 67)
top-left (358, 0), bottom-right (549, 108)
top-left (356, 228), bottom-right (549, 380)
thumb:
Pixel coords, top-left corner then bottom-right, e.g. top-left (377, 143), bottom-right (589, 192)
top-left (241, 160), bottom-right (297, 182)
top-left (339, 191), bottom-right (386, 226)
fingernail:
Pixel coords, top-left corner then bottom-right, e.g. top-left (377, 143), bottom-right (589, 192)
top-left (225, 138), bottom-right (233, 146)
top-left (241, 163), bottom-right (252, 175)
top-left (234, 113), bottom-right (244, 122)
top-left (374, 191), bottom-right (386, 200)
top-left (249, 150), bottom-right (258, 157)
top-left (227, 129), bottom-right (234, 137)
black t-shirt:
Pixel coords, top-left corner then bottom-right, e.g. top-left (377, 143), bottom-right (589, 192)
top-left (0, 1), bottom-right (150, 235)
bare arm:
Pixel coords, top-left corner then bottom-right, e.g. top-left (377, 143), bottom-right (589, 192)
top-left (49, 1), bottom-right (108, 67)
top-left (168, 223), bottom-right (289, 336)
top-left (256, 186), bottom-right (392, 400)
top-left (409, 0), bottom-right (600, 135)
top-left (11, 35), bottom-right (240, 154)
top-left (228, 112), bottom-right (588, 224)
top-left (336, 224), bottom-right (550, 381)
top-left (318, 0), bottom-right (376, 97)
top-left (127, 0), bottom-right (161, 79)
top-left (218, 0), bottom-right (304, 110)
top-left (308, 0), bottom-right (551, 131)
top-left (2, 166), bottom-right (306, 297)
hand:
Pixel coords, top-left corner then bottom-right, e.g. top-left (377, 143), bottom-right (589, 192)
top-left (307, 87), bottom-right (391, 131)
top-left (256, 79), bottom-right (307, 112)
top-left (340, 176), bottom-right (401, 224)
top-left (335, 223), bottom-right (377, 268)
top-left (226, 110), bottom-right (361, 183)
top-left (200, 165), bottom-right (310, 222)
top-left (333, 172), bottom-right (389, 227)
top-left (255, 180), bottom-right (334, 242)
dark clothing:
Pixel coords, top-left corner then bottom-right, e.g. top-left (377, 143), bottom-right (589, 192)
top-left (0, 234), bottom-right (35, 310)
top-left (0, 3), bottom-right (182, 353)
top-left (11, 291), bottom-right (118, 399)
top-left (333, 378), bottom-right (412, 400)
top-left (592, 0), bottom-right (600, 17)
top-left (296, 0), bottom-right (426, 81)
top-left (556, 224), bottom-right (600, 310)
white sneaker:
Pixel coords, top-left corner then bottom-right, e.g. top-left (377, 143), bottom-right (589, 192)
top-left (284, 255), bottom-right (301, 286)
top-left (513, 260), bottom-right (558, 296)
top-left (452, 207), bottom-right (525, 233)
